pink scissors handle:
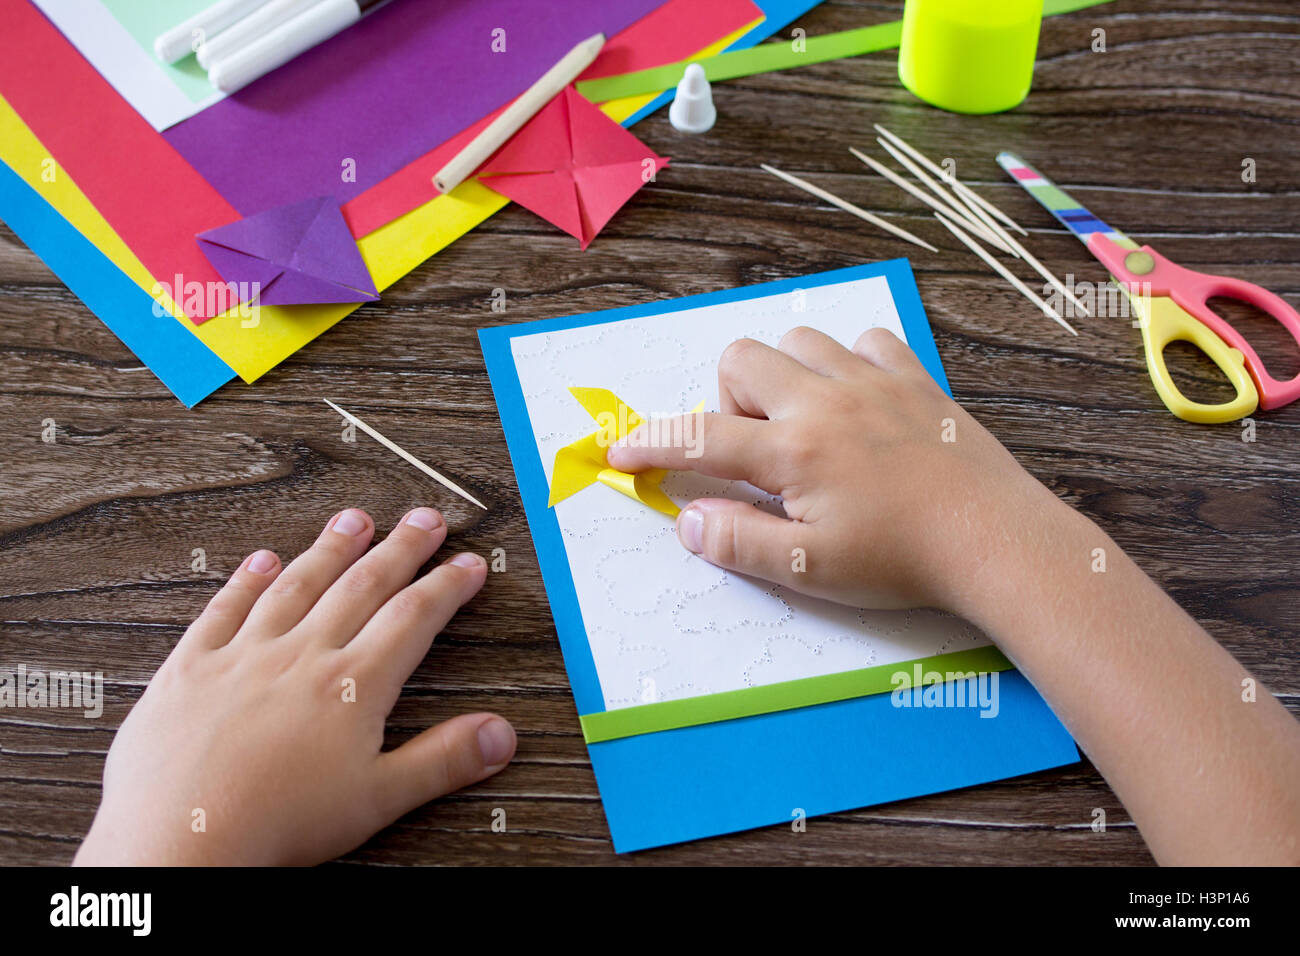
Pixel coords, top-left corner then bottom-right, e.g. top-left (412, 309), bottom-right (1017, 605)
top-left (1090, 235), bottom-right (1300, 410)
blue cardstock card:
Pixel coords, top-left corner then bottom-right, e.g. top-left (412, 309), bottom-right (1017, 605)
top-left (479, 260), bottom-right (1078, 852)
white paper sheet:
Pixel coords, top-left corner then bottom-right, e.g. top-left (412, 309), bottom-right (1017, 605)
top-left (510, 274), bottom-right (992, 712)
top-left (34, 0), bottom-right (226, 132)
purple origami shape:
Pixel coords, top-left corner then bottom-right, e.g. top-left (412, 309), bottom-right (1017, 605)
top-left (196, 196), bottom-right (379, 306)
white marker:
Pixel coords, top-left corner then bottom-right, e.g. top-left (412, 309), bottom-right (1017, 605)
top-left (196, 0), bottom-right (326, 69)
top-left (207, 0), bottom-right (384, 94)
top-left (154, 0), bottom-right (271, 64)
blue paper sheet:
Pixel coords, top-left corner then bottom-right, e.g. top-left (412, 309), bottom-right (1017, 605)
top-left (0, 158), bottom-right (235, 407)
top-left (479, 260), bottom-right (1079, 852)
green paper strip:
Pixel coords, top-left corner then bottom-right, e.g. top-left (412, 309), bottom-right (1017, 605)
top-left (579, 645), bottom-right (1014, 743)
top-left (576, 0), bottom-right (1115, 103)
top-left (578, 21), bottom-right (902, 101)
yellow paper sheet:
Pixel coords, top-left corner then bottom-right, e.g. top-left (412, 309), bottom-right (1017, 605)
top-left (0, 22), bottom-right (758, 384)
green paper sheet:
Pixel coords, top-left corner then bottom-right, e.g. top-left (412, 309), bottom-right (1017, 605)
top-left (101, 0), bottom-right (217, 103)
top-left (576, 0), bottom-right (1115, 102)
top-left (579, 645), bottom-right (1014, 743)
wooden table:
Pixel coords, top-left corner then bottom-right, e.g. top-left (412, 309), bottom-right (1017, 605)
top-left (2, 0), bottom-right (1297, 866)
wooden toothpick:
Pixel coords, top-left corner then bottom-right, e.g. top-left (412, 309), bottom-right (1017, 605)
top-left (850, 146), bottom-right (1006, 251)
top-left (998, 228), bottom-right (1093, 317)
top-left (934, 213), bottom-right (1078, 336)
top-left (324, 399), bottom-right (488, 510)
top-left (866, 132), bottom-right (1090, 317)
top-left (876, 138), bottom-right (1018, 258)
top-left (760, 163), bottom-right (938, 253)
top-left (873, 123), bottom-right (1029, 236)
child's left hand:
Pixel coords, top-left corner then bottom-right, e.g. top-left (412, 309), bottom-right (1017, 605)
top-left (74, 507), bottom-right (516, 866)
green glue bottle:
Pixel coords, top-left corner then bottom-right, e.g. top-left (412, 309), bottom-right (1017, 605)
top-left (898, 0), bottom-right (1044, 114)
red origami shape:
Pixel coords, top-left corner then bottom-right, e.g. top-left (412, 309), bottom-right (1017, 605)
top-left (477, 86), bottom-right (669, 249)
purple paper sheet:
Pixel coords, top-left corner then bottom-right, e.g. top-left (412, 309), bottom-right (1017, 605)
top-left (164, 0), bottom-right (665, 215)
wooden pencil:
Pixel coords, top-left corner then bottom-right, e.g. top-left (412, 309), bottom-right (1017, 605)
top-left (433, 32), bottom-right (606, 194)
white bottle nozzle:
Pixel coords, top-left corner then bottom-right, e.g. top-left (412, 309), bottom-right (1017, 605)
top-left (669, 63), bottom-right (716, 134)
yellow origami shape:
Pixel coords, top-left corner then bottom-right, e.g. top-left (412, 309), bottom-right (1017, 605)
top-left (548, 387), bottom-right (688, 518)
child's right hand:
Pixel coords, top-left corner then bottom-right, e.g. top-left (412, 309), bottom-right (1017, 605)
top-left (613, 327), bottom-right (1300, 867)
top-left (606, 326), bottom-right (1069, 617)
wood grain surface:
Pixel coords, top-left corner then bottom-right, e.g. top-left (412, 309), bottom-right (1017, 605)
top-left (1, 0), bottom-right (1297, 866)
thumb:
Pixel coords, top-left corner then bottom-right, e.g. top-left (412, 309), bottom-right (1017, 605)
top-left (677, 499), bottom-right (810, 587)
top-left (374, 713), bottom-right (516, 822)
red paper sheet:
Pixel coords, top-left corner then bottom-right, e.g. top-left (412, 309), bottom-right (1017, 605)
top-left (1, 0), bottom-right (760, 320)
top-left (0, 0), bottom-right (236, 319)
top-left (341, 0), bottom-right (762, 238)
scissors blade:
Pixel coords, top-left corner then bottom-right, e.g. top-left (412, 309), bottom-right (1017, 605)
top-left (997, 152), bottom-right (1139, 252)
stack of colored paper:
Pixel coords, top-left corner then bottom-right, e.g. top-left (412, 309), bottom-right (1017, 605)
top-left (0, 0), bottom-right (824, 406)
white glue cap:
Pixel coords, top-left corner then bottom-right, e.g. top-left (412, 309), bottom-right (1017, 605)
top-left (669, 63), bottom-right (716, 134)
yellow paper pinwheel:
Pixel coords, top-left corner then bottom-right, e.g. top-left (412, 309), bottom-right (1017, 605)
top-left (548, 387), bottom-right (693, 518)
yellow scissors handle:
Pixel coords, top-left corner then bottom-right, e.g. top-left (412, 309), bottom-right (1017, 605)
top-left (1129, 293), bottom-right (1259, 424)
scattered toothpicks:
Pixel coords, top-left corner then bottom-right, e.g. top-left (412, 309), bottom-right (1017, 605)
top-left (874, 123), bottom-right (1028, 236)
top-left (760, 163), bottom-right (938, 253)
top-left (323, 399), bottom-right (488, 510)
top-left (875, 137), bottom-right (1018, 257)
top-left (765, 132), bottom-right (1084, 335)
top-left (862, 126), bottom-right (1090, 327)
top-left (850, 146), bottom-right (1007, 252)
top-left (999, 228), bottom-right (1092, 317)
top-left (934, 214), bottom-right (1078, 336)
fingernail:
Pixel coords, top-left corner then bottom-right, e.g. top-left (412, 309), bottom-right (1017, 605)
top-left (477, 718), bottom-right (516, 768)
top-left (332, 509), bottom-right (368, 536)
top-left (246, 550), bottom-right (277, 574)
top-left (404, 507), bottom-right (443, 531)
top-left (450, 552), bottom-right (484, 569)
top-left (678, 504), bottom-right (704, 553)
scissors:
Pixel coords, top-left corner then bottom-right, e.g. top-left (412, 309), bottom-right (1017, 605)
top-left (997, 152), bottom-right (1300, 424)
